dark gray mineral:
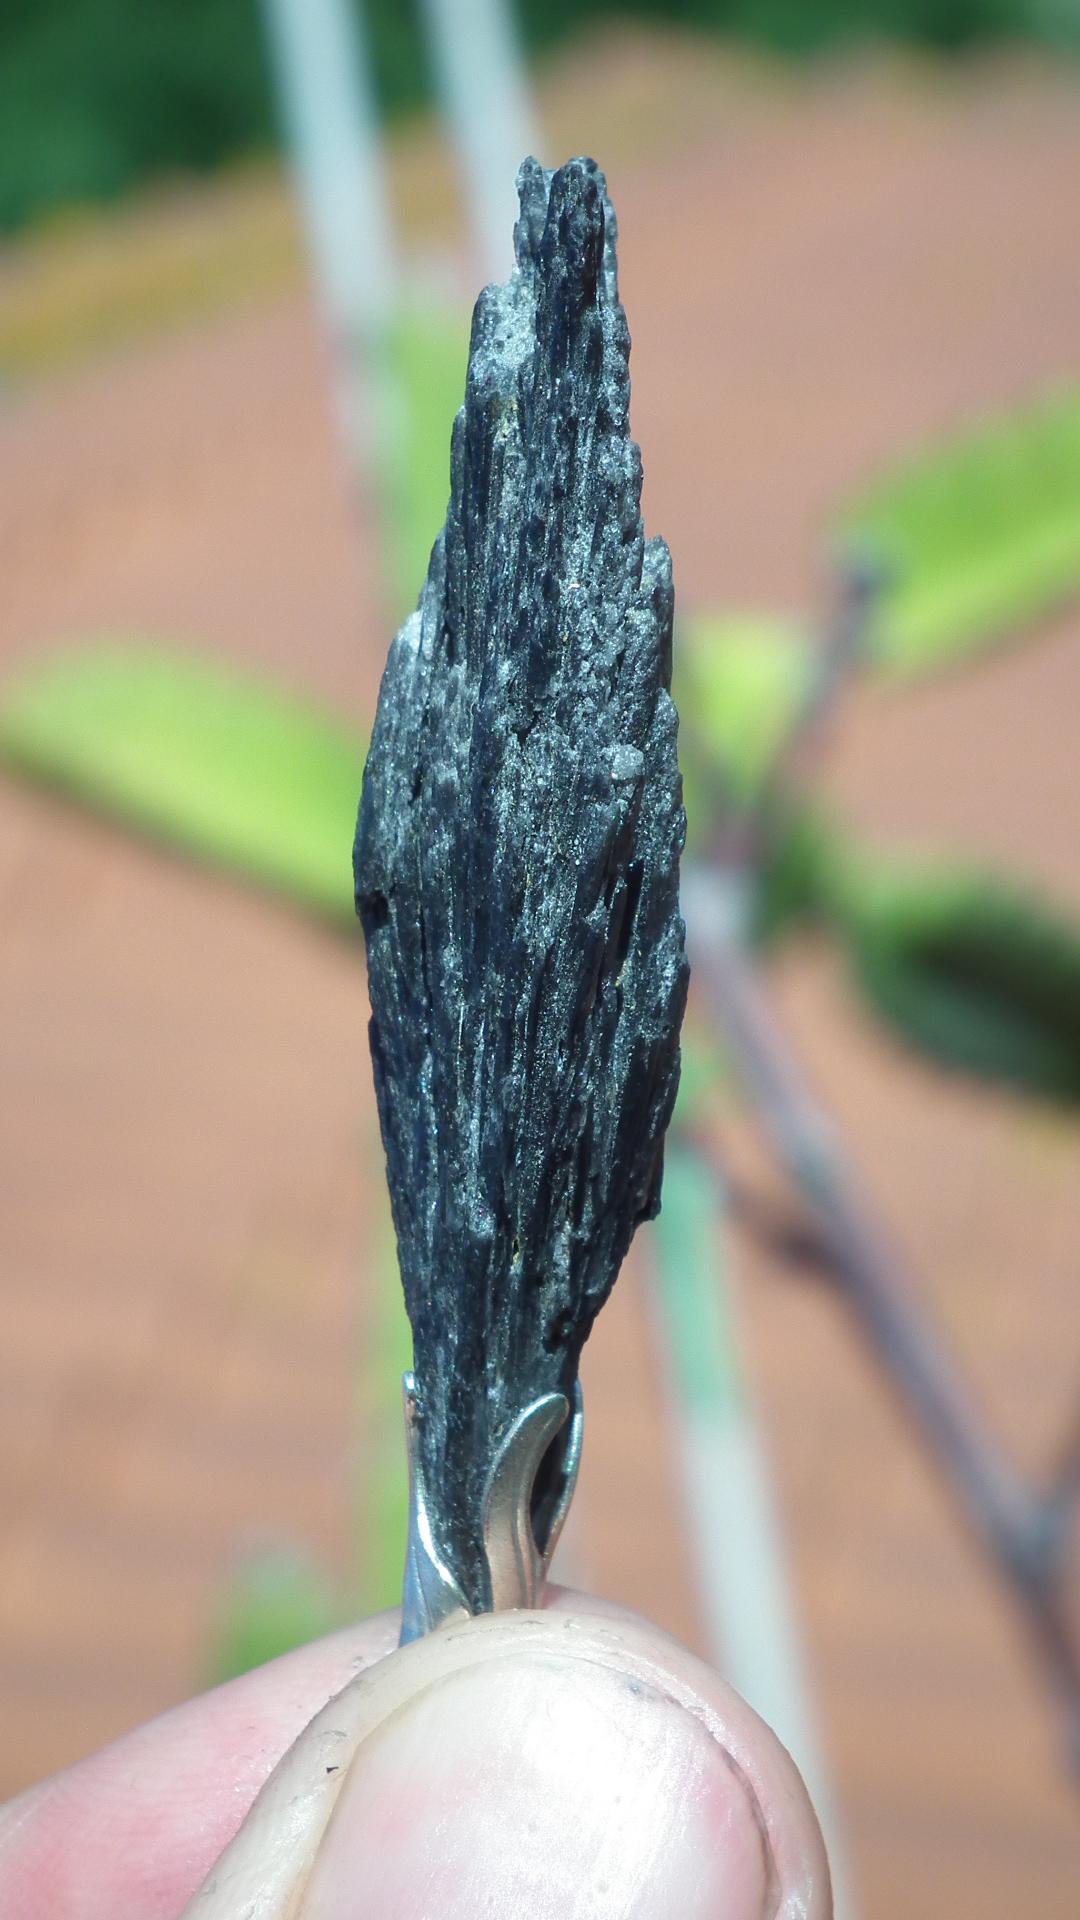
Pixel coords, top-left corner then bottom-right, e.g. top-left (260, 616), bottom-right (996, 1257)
top-left (354, 155), bottom-right (688, 1611)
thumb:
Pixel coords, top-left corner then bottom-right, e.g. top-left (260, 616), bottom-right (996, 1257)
top-left (185, 1603), bottom-right (831, 1919)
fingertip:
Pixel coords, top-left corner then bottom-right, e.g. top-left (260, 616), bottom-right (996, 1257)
top-left (303, 1639), bottom-right (775, 1919)
top-left (187, 1607), bottom-right (831, 1920)
top-left (0, 1612), bottom-right (403, 1920)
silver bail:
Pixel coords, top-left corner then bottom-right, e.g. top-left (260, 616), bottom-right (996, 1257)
top-left (399, 1374), bottom-right (584, 1645)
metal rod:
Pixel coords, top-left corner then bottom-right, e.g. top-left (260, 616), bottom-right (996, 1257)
top-left (419, 0), bottom-right (541, 282)
top-left (652, 1140), bottom-right (859, 1917)
top-left (261, 0), bottom-right (401, 491)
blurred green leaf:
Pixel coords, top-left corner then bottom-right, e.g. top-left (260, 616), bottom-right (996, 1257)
top-left (674, 612), bottom-right (809, 838)
top-left (0, 643), bottom-right (365, 928)
top-left (207, 1545), bottom-right (338, 1684)
top-left (387, 304), bottom-right (469, 616)
top-left (753, 802), bottom-right (844, 942)
top-left (843, 862), bottom-right (1080, 1100)
top-left (841, 384), bottom-right (1080, 673)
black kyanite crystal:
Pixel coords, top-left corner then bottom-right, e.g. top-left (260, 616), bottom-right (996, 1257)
top-left (355, 156), bottom-right (688, 1611)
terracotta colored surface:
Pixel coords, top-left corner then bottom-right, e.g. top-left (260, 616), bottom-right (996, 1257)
top-left (1, 40), bottom-right (1079, 1916)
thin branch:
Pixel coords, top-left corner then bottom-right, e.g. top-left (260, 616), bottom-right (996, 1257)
top-left (684, 863), bottom-right (1080, 1769)
top-left (754, 556), bottom-right (887, 822)
top-left (709, 557), bottom-right (886, 874)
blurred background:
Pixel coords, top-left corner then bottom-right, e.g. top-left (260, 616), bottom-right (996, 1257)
top-left (2, 2), bottom-right (1080, 1915)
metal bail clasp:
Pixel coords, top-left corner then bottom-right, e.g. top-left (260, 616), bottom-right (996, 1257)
top-left (399, 1374), bottom-right (584, 1645)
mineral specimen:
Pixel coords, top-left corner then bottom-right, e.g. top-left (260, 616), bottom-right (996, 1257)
top-left (354, 155), bottom-right (688, 1613)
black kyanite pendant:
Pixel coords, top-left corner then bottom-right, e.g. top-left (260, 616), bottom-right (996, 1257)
top-left (355, 156), bottom-right (688, 1620)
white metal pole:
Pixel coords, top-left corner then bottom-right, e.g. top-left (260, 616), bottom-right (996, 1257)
top-left (651, 1140), bottom-right (857, 1918)
top-left (261, 0), bottom-right (400, 482)
top-left (419, 0), bottom-right (541, 282)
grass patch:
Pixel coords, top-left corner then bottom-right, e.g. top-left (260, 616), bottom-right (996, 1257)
top-left (0, 163), bottom-right (301, 382)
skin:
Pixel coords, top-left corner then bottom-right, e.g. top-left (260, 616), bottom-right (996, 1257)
top-left (0, 1591), bottom-right (831, 1920)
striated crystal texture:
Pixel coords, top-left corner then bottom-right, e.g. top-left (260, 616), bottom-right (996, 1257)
top-left (355, 156), bottom-right (688, 1611)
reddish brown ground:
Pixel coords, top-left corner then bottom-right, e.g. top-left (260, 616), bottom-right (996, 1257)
top-left (2, 38), bottom-right (1079, 1918)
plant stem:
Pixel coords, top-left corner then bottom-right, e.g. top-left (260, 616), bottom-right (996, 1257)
top-left (684, 863), bottom-right (1080, 1768)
